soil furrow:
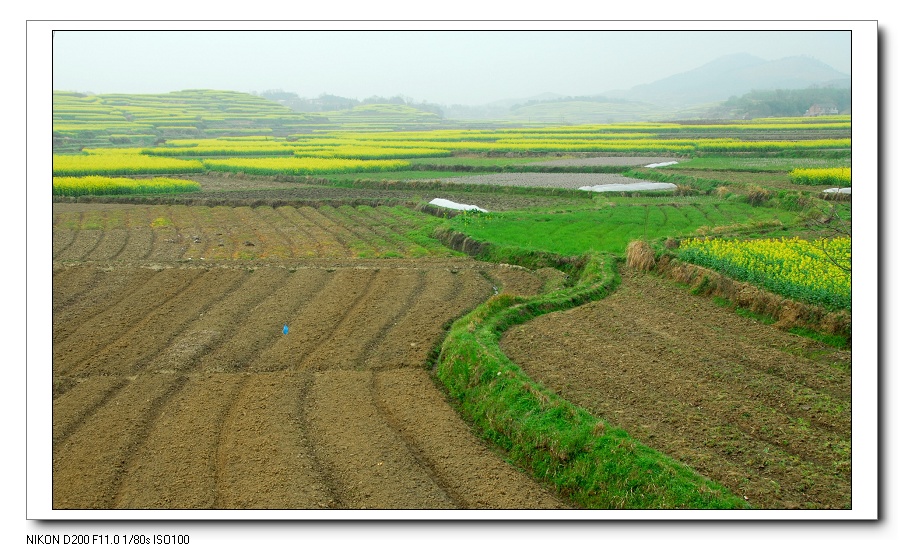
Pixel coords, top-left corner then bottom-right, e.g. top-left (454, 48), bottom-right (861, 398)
top-left (296, 206), bottom-right (352, 258)
top-left (146, 268), bottom-right (282, 373)
top-left (107, 221), bottom-right (131, 260)
top-left (203, 267), bottom-right (330, 372)
top-left (85, 225), bottom-right (128, 261)
top-left (500, 267), bottom-right (852, 509)
top-left (53, 372), bottom-right (188, 509)
top-left (528, 325), bottom-right (849, 463)
top-left (112, 206), bottom-right (150, 262)
top-left (65, 228), bottom-right (105, 261)
top-left (599, 289), bottom-right (851, 424)
top-left (66, 269), bottom-right (243, 377)
top-left (304, 368), bottom-right (456, 509)
top-left (449, 268), bottom-right (496, 317)
top-left (53, 268), bottom-right (204, 374)
top-left (312, 206), bottom-right (375, 257)
top-left (52, 376), bottom-right (129, 450)
top-left (372, 367), bottom-right (566, 509)
top-left (365, 268), bottom-right (464, 369)
top-left (275, 206), bottom-right (321, 257)
top-left (229, 207), bottom-right (268, 259)
top-left (212, 374), bottom-right (251, 509)
top-left (302, 268), bottom-right (422, 371)
top-left (52, 264), bottom-right (100, 315)
top-left (52, 227), bottom-right (77, 260)
top-left (336, 205), bottom-right (407, 256)
top-left (252, 206), bottom-right (298, 259)
top-left (171, 205), bottom-right (209, 261)
top-left (253, 268), bottom-right (379, 372)
top-left (146, 206), bottom-right (188, 261)
top-left (51, 260), bottom-right (574, 511)
top-left (199, 206), bottom-right (236, 260)
top-left (97, 268), bottom-right (251, 375)
top-left (482, 265), bottom-right (546, 297)
top-left (135, 206), bottom-right (157, 261)
top-left (354, 271), bottom-right (427, 367)
top-left (370, 206), bottom-right (423, 236)
top-left (113, 373), bottom-right (242, 508)
top-left (214, 372), bottom-right (339, 509)
top-left (53, 265), bottom-right (159, 344)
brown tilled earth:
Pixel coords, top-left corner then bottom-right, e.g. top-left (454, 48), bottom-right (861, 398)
top-left (51, 198), bottom-right (852, 511)
top-left (52, 259), bottom-right (565, 510)
top-left (501, 267), bottom-right (852, 510)
top-left (95, 174), bottom-right (591, 210)
top-left (52, 201), bottom-right (567, 510)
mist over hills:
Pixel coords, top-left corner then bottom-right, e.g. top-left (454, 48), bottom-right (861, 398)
top-left (611, 53), bottom-right (851, 107)
top-left (262, 52), bottom-right (852, 124)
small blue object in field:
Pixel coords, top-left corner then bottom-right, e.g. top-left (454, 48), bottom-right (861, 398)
top-left (283, 324), bottom-right (289, 335)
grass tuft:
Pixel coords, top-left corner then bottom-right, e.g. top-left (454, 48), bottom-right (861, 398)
top-left (626, 240), bottom-right (656, 271)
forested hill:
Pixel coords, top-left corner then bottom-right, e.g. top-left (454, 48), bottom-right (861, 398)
top-left (705, 87), bottom-right (852, 119)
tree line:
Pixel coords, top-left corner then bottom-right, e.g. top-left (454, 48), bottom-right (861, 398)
top-left (706, 87), bottom-right (851, 119)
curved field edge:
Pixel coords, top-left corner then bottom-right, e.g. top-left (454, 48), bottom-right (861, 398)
top-left (653, 253), bottom-right (851, 346)
top-left (430, 229), bottom-right (749, 509)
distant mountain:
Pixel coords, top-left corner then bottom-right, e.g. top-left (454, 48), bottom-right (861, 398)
top-left (507, 99), bottom-right (667, 124)
top-left (614, 53), bottom-right (851, 107)
top-left (483, 92), bottom-right (566, 108)
top-left (443, 52), bottom-right (851, 123)
top-left (269, 52), bottom-right (852, 124)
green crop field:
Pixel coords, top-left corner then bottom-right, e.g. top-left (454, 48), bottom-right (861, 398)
top-left (444, 200), bottom-right (803, 255)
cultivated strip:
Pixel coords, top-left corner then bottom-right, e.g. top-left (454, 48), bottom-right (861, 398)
top-left (372, 367), bottom-right (565, 509)
top-left (202, 267), bottom-right (331, 372)
top-left (53, 268), bottom-right (205, 374)
top-left (304, 368), bottom-right (456, 509)
top-left (214, 371), bottom-right (339, 509)
top-left (113, 373), bottom-right (244, 508)
top-left (53, 372), bottom-right (188, 509)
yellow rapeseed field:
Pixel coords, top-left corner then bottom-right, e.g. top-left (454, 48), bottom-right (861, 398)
top-left (789, 167), bottom-right (852, 186)
top-left (678, 236), bottom-right (851, 310)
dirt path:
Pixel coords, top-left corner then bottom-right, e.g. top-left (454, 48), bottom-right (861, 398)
top-left (500, 267), bottom-right (852, 509)
top-left (52, 261), bottom-right (565, 510)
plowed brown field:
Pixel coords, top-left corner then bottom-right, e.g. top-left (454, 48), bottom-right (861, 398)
top-left (52, 202), bottom-right (457, 262)
top-left (501, 268), bottom-right (852, 509)
top-left (52, 202), bottom-right (565, 510)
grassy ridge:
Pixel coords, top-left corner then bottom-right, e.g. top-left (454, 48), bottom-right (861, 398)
top-left (430, 240), bottom-right (748, 508)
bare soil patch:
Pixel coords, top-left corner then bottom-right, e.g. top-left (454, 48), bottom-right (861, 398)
top-left (438, 172), bottom-right (641, 189)
top-left (77, 173), bottom-right (588, 210)
top-left (668, 168), bottom-right (829, 193)
top-left (53, 203), bottom-right (456, 262)
top-left (53, 261), bottom-right (565, 510)
top-left (500, 267), bottom-right (851, 509)
top-left (519, 156), bottom-right (688, 167)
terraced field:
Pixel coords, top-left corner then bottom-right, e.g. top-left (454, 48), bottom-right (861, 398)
top-left (52, 203), bottom-right (564, 510)
top-left (500, 268), bottom-right (852, 509)
top-left (52, 203), bottom-right (456, 261)
top-left (47, 108), bottom-right (860, 514)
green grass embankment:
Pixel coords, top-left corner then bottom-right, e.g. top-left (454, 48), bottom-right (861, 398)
top-left (430, 228), bottom-right (750, 509)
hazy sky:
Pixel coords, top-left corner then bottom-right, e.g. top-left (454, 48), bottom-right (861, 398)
top-left (52, 29), bottom-right (852, 106)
